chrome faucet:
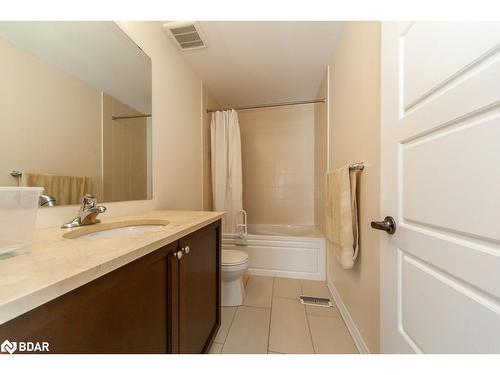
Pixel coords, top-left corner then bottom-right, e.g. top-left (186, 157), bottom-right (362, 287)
top-left (39, 194), bottom-right (56, 207)
top-left (61, 194), bottom-right (107, 229)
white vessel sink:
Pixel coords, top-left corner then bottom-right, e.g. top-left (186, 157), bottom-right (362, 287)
top-left (63, 220), bottom-right (169, 240)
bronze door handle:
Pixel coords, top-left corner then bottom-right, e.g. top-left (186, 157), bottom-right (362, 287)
top-left (371, 216), bottom-right (396, 234)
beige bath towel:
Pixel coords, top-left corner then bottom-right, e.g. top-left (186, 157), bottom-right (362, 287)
top-left (325, 166), bottom-right (359, 269)
top-left (25, 173), bottom-right (92, 206)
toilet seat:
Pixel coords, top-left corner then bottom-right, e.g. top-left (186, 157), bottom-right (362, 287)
top-left (222, 249), bottom-right (248, 266)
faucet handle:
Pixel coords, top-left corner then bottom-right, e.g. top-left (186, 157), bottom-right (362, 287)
top-left (79, 194), bottom-right (97, 212)
top-left (61, 194), bottom-right (105, 228)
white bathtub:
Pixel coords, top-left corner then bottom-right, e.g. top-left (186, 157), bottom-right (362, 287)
top-left (222, 224), bottom-right (326, 281)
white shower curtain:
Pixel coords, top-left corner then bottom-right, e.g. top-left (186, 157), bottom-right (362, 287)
top-left (211, 110), bottom-right (243, 233)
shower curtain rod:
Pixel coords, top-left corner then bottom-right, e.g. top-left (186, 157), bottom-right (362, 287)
top-left (112, 114), bottom-right (152, 120)
top-left (206, 98), bottom-right (326, 113)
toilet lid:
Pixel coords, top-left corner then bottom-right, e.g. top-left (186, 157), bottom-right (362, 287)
top-left (222, 249), bottom-right (248, 266)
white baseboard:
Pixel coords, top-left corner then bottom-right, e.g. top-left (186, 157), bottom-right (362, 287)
top-left (327, 279), bottom-right (370, 354)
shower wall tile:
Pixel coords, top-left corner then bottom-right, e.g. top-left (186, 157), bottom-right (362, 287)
top-left (239, 105), bottom-right (315, 225)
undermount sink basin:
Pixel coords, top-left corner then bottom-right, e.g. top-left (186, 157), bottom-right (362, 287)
top-left (63, 219), bottom-right (169, 240)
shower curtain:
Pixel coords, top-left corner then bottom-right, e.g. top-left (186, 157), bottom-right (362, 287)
top-left (210, 110), bottom-right (243, 234)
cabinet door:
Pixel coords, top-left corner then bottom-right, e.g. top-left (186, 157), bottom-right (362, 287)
top-left (177, 220), bottom-right (221, 353)
top-left (0, 243), bottom-right (176, 354)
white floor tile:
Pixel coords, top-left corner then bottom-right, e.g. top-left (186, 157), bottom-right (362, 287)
top-left (305, 304), bottom-right (342, 319)
top-left (269, 297), bottom-right (314, 354)
top-left (222, 306), bottom-right (271, 354)
top-left (243, 276), bottom-right (274, 308)
top-left (213, 277), bottom-right (358, 355)
top-left (300, 279), bottom-right (332, 299)
top-left (308, 314), bottom-right (358, 354)
top-left (214, 306), bottom-right (237, 344)
top-left (274, 277), bottom-right (302, 299)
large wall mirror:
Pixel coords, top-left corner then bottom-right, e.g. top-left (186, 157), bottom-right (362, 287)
top-left (0, 22), bottom-right (152, 206)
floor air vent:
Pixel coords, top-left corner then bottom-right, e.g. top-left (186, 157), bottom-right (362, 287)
top-left (300, 295), bottom-right (333, 308)
top-left (163, 21), bottom-right (207, 51)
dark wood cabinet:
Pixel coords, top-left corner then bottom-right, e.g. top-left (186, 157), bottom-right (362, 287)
top-left (177, 221), bottom-right (221, 353)
top-left (0, 220), bottom-right (221, 354)
top-left (168, 220), bottom-right (221, 354)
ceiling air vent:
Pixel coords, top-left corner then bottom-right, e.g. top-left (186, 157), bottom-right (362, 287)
top-left (163, 21), bottom-right (207, 51)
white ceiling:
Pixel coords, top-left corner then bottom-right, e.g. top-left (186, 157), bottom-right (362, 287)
top-left (172, 21), bottom-right (343, 108)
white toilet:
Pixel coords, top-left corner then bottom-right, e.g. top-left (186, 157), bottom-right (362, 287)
top-left (222, 249), bottom-right (249, 306)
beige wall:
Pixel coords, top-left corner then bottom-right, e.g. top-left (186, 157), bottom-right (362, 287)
top-left (327, 22), bottom-right (381, 352)
top-left (0, 36), bottom-right (103, 199)
top-left (239, 105), bottom-right (315, 225)
top-left (201, 84), bottom-right (219, 211)
top-left (314, 72), bottom-right (328, 233)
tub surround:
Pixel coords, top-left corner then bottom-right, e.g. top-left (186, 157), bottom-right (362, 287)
top-left (0, 210), bottom-right (224, 325)
top-left (239, 105), bottom-right (315, 226)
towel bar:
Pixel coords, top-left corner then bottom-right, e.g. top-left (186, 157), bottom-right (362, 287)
top-left (349, 162), bottom-right (364, 171)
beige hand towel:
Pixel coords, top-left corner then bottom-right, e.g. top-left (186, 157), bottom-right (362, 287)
top-left (325, 166), bottom-right (359, 269)
top-left (25, 173), bottom-right (92, 206)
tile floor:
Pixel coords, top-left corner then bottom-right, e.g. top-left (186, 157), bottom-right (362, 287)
top-left (209, 275), bottom-right (358, 354)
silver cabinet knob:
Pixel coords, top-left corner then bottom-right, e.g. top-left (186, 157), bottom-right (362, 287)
top-left (173, 250), bottom-right (183, 259)
top-left (183, 246), bottom-right (190, 254)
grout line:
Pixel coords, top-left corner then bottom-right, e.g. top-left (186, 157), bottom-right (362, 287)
top-left (242, 274), bottom-right (273, 310)
top-left (305, 310), bottom-right (342, 319)
top-left (242, 305), bottom-right (271, 311)
top-left (266, 276), bottom-right (275, 354)
top-left (301, 279), bottom-right (317, 354)
top-left (220, 305), bottom-right (239, 353)
top-left (304, 306), bottom-right (316, 354)
top-left (273, 295), bottom-right (302, 301)
top-left (241, 276), bottom-right (249, 306)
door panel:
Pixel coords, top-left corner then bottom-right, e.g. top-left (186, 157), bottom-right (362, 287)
top-left (400, 251), bottom-right (500, 353)
top-left (401, 227), bottom-right (500, 298)
top-left (178, 221), bottom-right (221, 353)
top-left (381, 22), bottom-right (500, 353)
top-left (403, 22), bottom-right (500, 110)
top-left (402, 113), bottom-right (500, 240)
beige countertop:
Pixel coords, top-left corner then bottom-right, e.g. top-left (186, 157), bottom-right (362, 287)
top-left (0, 210), bottom-right (224, 325)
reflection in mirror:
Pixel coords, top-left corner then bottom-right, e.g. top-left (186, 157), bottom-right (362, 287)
top-left (0, 22), bottom-right (152, 206)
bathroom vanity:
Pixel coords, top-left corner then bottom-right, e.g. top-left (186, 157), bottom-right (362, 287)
top-left (0, 211), bottom-right (223, 354)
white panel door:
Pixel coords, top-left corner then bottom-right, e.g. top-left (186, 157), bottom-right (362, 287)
top-left (380, 21), bottom-right (500, 353)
